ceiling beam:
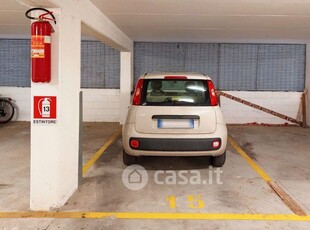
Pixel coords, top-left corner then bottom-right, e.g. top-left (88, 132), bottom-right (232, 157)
top-left (19, 0), bottom-right (133, 51)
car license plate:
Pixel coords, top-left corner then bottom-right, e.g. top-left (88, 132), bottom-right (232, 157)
top-left (157, 119), bottom-right (194, 129)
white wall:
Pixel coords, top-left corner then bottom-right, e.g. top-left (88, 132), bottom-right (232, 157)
top-left (0, 87), bottom-right (30, 121)
top-left (82, 88), bottom-right (120, 122)
top-left (0, 87), bottom-right (120, 122)
top-left (1, 87), bottom-right (303, 125)
top-left (221, 91), bottom-right (302, 124)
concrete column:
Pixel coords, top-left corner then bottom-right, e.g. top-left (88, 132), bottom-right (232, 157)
top-left (306, 43), bottom-right (310, 126)
top-left (30, 9), bottom-right (81, 210)
top-left (120, 52), bottom-right (133, 124)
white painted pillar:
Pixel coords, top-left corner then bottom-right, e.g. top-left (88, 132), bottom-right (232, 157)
top-left (306, 43), bottom-right (310, 126)
top-left (120, 52), bottom-right (133, 124)
top-left (30, 9), bottom-right (81, 210)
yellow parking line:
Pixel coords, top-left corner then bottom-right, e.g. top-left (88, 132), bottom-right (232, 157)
top-left (82, 127), bottom-right (121, 175)
top-left (0, 212), bottom-right (309, 221)
top-left (228, 136), bottom-right (272, 182)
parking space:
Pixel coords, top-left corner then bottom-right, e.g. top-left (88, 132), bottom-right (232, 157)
top-left (1, 122), bottom-right (309, 229)
top-left (228, 125), bottom-right (310, 214)
top-left (62, 139), bottom-right (291, 214)
top-left (82, 122), bottom-right (121, 169)
top-left (2, 1), bottom-right (310, 229)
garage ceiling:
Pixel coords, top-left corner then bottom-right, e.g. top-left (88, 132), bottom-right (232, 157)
top-left (0, 1), bottom-right (32, 38)
top-left (0, 0), bottom-right (55, 38)
top-left (1, 0), bottom-right (310, 42)
top-left (90, 0), bottom-right (310, 42)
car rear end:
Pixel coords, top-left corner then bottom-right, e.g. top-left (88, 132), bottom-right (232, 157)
top-left (122, 72), bottom-right (227, 164)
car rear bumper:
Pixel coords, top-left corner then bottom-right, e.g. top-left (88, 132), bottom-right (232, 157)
top-left (123, 123), bottom-right (227, 157)
top-left (129, 137), bottom-right (221, 151)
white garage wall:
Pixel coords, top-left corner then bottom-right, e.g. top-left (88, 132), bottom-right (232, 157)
top-left (0, 87), bottom-right (31, 121)
top-left (82, 88), bottom-right (120, 122)
top-left (221, 91), bottom-right (302, 124)
top-left (0, 87), bottom-right (302, 124)
top-left (0, 87), bottom-right (120, 122)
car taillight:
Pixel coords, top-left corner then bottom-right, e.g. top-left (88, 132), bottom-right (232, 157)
top-left (130, 139), bottom-right (140, 149)
top-left (132, 79), bottom-right (144, 105)
top-left (207, 80), bottom-right (218, 106)
top-left (212, 140), bottom-right (221, 149)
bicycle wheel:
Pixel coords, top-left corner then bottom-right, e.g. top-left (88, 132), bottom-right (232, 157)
top-left (0, 99), bottom-right (15, 124)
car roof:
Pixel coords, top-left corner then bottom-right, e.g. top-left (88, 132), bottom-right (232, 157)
top-left (141, 72), bottom-right (211, 80)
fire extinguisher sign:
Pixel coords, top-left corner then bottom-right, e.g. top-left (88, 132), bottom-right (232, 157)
top-left (33, 96), bottom-right (57, 124)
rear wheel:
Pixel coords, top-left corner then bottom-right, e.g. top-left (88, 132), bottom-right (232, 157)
top-left (211, 151), bottom-right (226, 167)
top-left (123, 149), bottom-right (137, 166)
top-left (0, 99), bottom-right (14, 124)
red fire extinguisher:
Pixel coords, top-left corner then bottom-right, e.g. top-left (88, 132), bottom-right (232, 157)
top-left (25, 8), bottom-right (56, 83)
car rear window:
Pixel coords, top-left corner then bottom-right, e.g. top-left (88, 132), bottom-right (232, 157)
top-left (141, 79), bottom-right (211, 106)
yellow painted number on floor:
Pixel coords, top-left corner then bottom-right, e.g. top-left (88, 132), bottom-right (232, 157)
top-left (166, 195), bottom-right (204, 209)
top-left (166, 195), bottom-right (176, 209)
top-left (188, 195), bottom-right (205, 209)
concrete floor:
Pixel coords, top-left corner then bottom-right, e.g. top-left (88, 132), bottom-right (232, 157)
top-left (0, 122), bottom-right (309, 229)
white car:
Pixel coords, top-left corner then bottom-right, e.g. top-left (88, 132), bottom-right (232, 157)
top-left (122, 72), bottom-right (227, 167)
